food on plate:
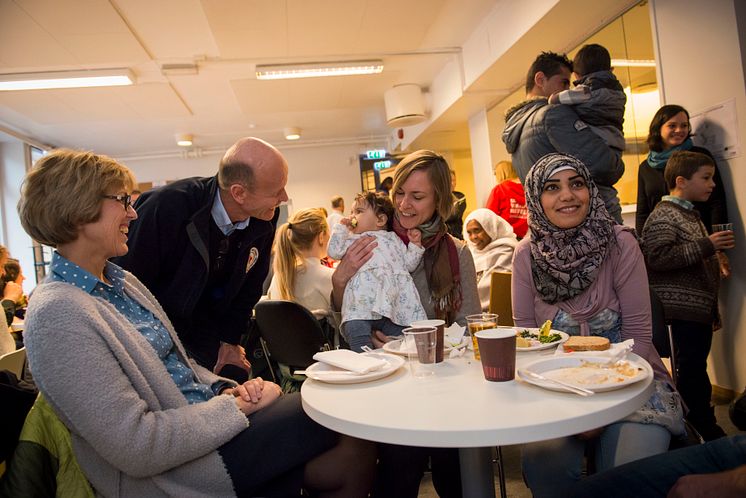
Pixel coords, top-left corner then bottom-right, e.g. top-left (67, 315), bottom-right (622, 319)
top-left (562, 336), bottom-right (610, 352)
top-left (539, 319), bottom-right (552, 337)
top-left (545, 359), bottom-right (643, 386)
top-left (516, 329), bottom-right (562, 348)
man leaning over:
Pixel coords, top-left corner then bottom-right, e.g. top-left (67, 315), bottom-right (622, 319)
top-left (116, 137), bottom-right (288, 381)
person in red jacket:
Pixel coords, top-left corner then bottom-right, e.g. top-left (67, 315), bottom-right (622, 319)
top-left (485, 160), bottom-right (528, 238)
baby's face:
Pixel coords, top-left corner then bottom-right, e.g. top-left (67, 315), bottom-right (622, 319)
top-left (350, 200), bottom-right (383, 234)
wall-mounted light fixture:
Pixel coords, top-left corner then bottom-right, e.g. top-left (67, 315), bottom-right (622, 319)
top-left (256, 60), bottom-right (383, 80)
top-left (0, 68), bottom-right (135, 91)
top-left (176, 134), bottom-right (193, 147)
top-left (284, 127), bottom-right (301, 141)
top-left (610, 59), bottom-right (656, 68)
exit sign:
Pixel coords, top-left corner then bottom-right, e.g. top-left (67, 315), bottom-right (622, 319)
top-left (374, 160), bottom-right (392, 170)
top-left (366, 149), bottom-right (387, 159)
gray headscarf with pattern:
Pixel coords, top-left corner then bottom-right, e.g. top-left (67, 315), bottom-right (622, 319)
top-left (525, 153), bottom-right (619, 304)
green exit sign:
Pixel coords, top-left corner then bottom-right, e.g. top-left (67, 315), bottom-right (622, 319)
top-left (374, 160), bottom-right (392, 170)
top-left (366, 149), bottom-right (387, 159)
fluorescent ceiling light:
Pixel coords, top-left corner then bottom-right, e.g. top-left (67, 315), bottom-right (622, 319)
top-left (0, 68), bottom-right (135, 91)
top-left (610, 59), bottom-right (656, 68)
top-left (256, 60), bottom-right (383, 80)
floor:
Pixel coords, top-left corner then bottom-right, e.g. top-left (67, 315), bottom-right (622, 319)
top-left (417, 391), bottom-right (744, 497)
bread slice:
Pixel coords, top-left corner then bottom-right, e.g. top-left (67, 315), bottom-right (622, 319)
top-left (563, 336), bottom-right (610, 352)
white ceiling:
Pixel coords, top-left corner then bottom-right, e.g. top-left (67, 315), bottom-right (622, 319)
top-left (0, 0), bottom-right (639, 159)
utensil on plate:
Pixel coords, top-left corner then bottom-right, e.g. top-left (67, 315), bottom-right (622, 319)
top-left (521, 370), bottom-right (595, 396)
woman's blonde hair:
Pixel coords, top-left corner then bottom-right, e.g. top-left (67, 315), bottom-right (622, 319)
top-left (272, 208), bottom-right (328, 301)
top-left (493, 160), bottom-right (518, 183)
top-left (392, 150), bottom-right (453, 221)
top-left (18, 149), bottom-right (137, 247)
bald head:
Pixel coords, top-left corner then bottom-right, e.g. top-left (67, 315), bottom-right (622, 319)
top-left (218, 137), bottom-right (285, 191)
top-left (218, 137), bottom-right (289, 221)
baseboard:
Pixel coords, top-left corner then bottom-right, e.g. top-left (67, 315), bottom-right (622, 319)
top-left (713, 384), bottom-right (738, 402)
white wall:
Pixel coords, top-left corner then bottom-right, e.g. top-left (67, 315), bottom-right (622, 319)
top-left (0, 141), bottom-right (36, 293)
top-left (122, 143), bottom-right (367, 218)
top-left (651, 0), bottom-right (746, 391)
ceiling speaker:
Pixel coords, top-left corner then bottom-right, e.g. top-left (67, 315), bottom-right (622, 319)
top-left (384, 84), bottom-right (426, 127)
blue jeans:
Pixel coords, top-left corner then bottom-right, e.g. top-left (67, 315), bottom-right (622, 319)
top-left (521, 422), bottom-right (671, 498)
top-left (343, 318), bottom-right (405, 352)
top-left (570, 434), bottom-right (746, 498)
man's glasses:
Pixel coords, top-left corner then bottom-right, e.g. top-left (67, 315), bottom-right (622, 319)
top-left (102, 193), bottom-right (132, 211)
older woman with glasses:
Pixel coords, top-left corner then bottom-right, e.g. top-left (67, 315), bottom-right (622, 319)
top-left (18, 149), bottom-right (375, 497)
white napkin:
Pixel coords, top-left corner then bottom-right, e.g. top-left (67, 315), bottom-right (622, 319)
top-left (444, 323), bottom-right (466, 347)
top-left (313, 350), bottom-right (388, 374)
top-left (554, 338), bottom-right (635, 357)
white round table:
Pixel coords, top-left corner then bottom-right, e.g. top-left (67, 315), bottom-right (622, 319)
top-left (301, 350), bottom-right (654, 498)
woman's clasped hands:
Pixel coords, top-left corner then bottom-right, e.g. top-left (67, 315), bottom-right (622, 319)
top-left (224, 377), bottom-right (283, 415)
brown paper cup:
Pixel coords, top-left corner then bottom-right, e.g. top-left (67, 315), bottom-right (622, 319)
top-left (475, 328), bottom-right (516, 382)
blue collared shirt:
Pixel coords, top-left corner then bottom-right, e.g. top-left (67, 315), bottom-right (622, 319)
top-left (48, 252), bottom-right (215, 404)
top-left (662, 195), bottom-right (695, 211)
top-left (211, 189), bottom-right (250, 235)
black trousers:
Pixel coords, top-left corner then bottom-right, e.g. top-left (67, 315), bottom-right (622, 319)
top-left (670, 319), bottom-right (716, 428)
top-left (373, 443), bottom-right (462, 498)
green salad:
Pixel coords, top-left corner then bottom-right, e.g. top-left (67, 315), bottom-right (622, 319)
top-left (518, 329), bottom-right (562, 344)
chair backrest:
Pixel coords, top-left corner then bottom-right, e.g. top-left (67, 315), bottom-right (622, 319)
top-left (488, 272), bottom-right (513, 326)
top-left (254, 300), bottom-right (331, 370)
top-left (649, 287), bottom-right (671, 359)
top-left (0, 348), bottom-right (26, 379)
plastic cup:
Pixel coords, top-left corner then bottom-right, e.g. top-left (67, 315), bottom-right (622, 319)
top-left (402, 326), bottom-right (437, 378)
top-left (411, 319), bottom-right (445, 363)
top-left (475, 328), bottom-right (516, 382)
top-left (712, 223), bottom-right (733, 233)
top-left (466, 313), bottom-right (498, 360)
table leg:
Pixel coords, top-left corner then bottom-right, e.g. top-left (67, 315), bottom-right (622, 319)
top-left (459, 447), bottom-right (495, 498)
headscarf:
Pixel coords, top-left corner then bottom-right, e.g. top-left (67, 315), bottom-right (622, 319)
top-left (462, 208), bottom-right (518, 274)
top-left (647, 137), bottom-right (693, 170)
top-left (524, 153), bottom-right (618, 304)
top-left (393, 214), bottom-right (462, 322)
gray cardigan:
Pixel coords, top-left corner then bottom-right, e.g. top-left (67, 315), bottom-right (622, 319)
top-left (24, 274), bottom-right (249, 497)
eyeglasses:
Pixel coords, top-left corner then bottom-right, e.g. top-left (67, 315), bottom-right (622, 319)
top-left (102, 193), bottom-right (132, 211)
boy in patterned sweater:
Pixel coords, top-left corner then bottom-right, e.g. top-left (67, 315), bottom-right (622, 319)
top-left (641, 150), bottom-right (735, 441)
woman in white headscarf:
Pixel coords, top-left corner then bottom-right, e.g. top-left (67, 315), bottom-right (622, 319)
top-left (462, 208), bottom-right (518, 311)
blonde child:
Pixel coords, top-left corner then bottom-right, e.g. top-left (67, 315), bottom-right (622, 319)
top-left (267, 208), bottom-right (333, 314)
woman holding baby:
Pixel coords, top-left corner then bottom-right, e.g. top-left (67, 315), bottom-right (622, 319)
top-left (331, 150), bottom-right (480, 497)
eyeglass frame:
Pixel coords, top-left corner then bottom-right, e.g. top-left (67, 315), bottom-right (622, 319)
top-left (102, 193), bottom-right (133, 211)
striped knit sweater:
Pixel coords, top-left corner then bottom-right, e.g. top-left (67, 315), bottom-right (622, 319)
top-left (641, 200), bottom-right (720, 325)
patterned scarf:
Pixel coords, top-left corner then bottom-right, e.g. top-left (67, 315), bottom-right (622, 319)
top-left (647, 137), bottom-right (693, 170)
top-left (393, 214), bottom-right (462, 322)
top-left (525, 154), bottom-right (618, 304)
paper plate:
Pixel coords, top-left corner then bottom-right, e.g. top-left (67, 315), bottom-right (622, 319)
top-left (304, 353), bottom-right (404, 384)
top-left (517, 355), bottom-right (651, 393)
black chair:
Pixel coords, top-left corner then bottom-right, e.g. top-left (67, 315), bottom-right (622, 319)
top-left (650, 287), bottom-right (674, 379)
top-left (649, 287), bottom-right (704, 448)
top-left (253, 300), bottom-right (332, 390)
